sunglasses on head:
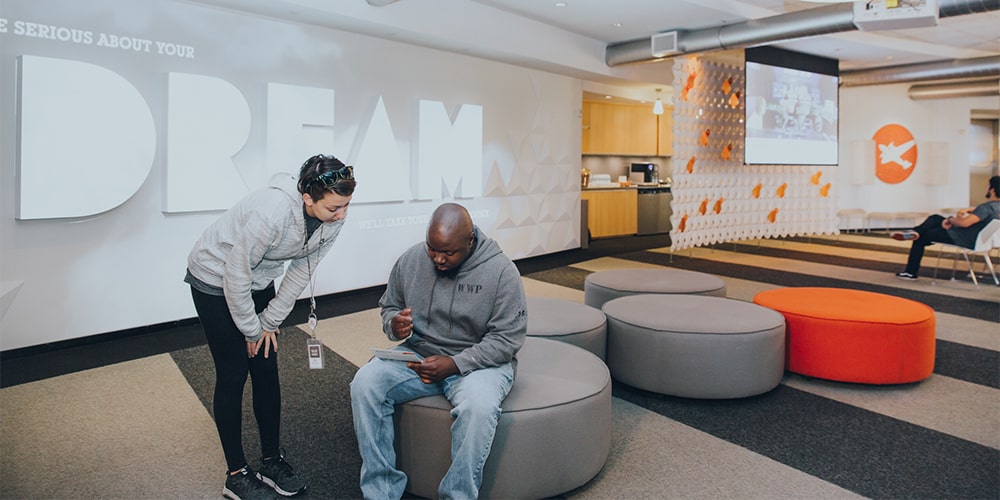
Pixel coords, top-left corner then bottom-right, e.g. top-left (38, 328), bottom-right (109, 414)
top-left (315, 165), bottom-right (354, 187)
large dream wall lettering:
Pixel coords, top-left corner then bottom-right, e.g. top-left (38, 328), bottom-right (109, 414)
top-left (0, 0), bottom-right (579, 350)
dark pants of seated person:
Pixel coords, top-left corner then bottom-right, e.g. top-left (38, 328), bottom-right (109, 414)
top-left (904, 214), bottom-right (955, 276)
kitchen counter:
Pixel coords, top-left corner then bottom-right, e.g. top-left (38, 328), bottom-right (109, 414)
top-left (581, 185), bottom-right (672, 239)
top-left (583, 184), bottom-right (671, 192)
top-left (580, 189), bottom-right (638, 238)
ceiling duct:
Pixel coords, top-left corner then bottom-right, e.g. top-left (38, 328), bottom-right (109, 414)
top-left (606, 0), bottom-right (1000, 72)
top-left (606, 3), bottom-right (853, 67)
top-left (908, 79), bottom-right (1000, 99)
top-left (840, 56), bottom-right (1000, 87)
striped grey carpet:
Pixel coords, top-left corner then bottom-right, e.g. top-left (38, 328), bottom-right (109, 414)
top-left (1, 233), bottom-right (997, 499)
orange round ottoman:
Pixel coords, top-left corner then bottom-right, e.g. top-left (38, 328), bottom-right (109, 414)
top-left (753, 287), bottom-right (935, 384)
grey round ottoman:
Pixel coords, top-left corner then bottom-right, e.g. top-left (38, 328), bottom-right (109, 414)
top-left (526, 296), bottom-right (607, 360)
top-left (584, 268), bottom-right (727, 309)
top-left (604, 294), bottom-right (785, 399)
top-left (395, 337), bottom-right (611, 499)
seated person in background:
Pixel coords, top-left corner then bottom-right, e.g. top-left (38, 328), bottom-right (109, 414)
top-left (350, 202), bottom-right (527, 500)
top-left (892, 175), bottom-right (1000, 280)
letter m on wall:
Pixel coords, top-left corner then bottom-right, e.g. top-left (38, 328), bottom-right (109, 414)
top-left (416, 100), bottom-right (482, 200)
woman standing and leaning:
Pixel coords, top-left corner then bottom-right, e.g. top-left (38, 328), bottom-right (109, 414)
top-left (185, 154), bottom-right (356, 499)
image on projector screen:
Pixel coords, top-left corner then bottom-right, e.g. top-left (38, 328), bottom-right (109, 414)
top-left (744, 61), bottom-right (839, 165)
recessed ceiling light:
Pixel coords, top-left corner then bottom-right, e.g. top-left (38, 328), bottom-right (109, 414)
top-left (555, 2), bottom-right (567, 7)
top-left (604, 95), bottom-right (612, 99)
top-left (612, 22), bottom-right (622, 28)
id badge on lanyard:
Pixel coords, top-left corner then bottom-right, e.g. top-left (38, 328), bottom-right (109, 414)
top-left (306, 298), bottom-right (323, 369)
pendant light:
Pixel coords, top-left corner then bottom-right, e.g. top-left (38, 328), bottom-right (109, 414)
top-left (652, 88), bottom-right (664, 115)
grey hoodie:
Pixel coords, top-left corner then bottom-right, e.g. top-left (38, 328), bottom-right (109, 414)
top-left (379, 227), bottom-right (527, 375)
top-left (186, 174), bottom-right (344, 341)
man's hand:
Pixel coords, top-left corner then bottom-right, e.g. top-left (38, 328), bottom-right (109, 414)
top-left (946, 212), bottom-right (981, 229)
top-left (391, 308), bottom-right (414, 340)
top-left (407, 355), bottom-right (459, 384)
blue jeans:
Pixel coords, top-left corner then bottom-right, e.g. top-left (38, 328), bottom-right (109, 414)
top-left (350, 351), bottom-right (514, 500)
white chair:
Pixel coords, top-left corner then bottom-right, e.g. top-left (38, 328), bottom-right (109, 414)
top-left (865, 212), bottom-right (897, 233)
top-left (837, 208), bottom-right (866, 234)
top-left (932, 218), bottom-right (1000, 290)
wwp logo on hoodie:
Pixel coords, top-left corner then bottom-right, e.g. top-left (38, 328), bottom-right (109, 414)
top-left (458, 283), bottom-right (484, 294)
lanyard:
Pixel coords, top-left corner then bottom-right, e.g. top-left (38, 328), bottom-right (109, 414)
top-left (303, 222), bottom-right (326, 368)
top-left (304, 223), bottom-right (324, 334)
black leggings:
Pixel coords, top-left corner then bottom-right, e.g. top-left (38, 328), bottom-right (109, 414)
top-left (190, 286), bottom-right (280, 473)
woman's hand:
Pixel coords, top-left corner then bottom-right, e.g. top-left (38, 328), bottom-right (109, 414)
top-left (247, 329), bottom-right (279, 358)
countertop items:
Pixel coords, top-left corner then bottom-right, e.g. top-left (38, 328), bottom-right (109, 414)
top-left (586, 173), bottom-right (616, 188)
top-left (582, 185), bottom-right (671, 193)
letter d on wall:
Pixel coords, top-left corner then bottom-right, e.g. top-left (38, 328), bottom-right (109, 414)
top-left (16, 56), bottom-right (155, 220)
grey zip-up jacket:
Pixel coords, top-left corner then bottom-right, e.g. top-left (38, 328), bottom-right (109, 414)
top-left (379, 226), bottom-right (527, 375)
top-left (186, 174), bottom-right (344, 341)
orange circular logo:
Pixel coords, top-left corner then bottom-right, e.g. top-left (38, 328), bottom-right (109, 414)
top-left (873, 124), bottom-right (917, 184)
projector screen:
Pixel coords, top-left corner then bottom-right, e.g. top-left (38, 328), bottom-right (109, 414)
top-left (744, 49), bottom-right (839, 166)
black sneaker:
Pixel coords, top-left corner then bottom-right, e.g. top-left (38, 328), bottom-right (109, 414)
top-left (259, 450), bottom-right (306, 496)
top-left (224, 466), bottom-right (278, 500)
top-left (896, 272), bottom-right (918, 280)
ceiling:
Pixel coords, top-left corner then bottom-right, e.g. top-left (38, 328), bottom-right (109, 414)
top-left (470, 0), bottom-right (999, 103)
top-left (472, 0), bottom-right (999, 69)
top-left (189, 0), bottom-right (999, 103)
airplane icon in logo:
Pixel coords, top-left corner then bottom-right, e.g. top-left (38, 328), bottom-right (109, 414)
top-left (878, 140), bottom-right (916, 170)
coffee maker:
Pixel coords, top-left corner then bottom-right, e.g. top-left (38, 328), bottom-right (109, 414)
top-left (629, 163), bottom-right (658, 184)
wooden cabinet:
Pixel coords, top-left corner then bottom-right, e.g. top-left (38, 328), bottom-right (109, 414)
top-left (580, 189), bottom-right (638, 238)
top-left (656, 108), bottom-right (673, 157)
top-left (582, 100), bottom-right (672, 156)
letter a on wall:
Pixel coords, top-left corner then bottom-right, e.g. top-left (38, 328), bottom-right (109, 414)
top-left (872, 124), bottom-right (917, 184)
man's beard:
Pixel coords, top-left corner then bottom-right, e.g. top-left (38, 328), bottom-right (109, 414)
top-left (434, 266), bottom-right (460, 279)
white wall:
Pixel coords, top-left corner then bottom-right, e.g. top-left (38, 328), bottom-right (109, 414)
top-left (838, 83), bottom-right (1000, 217)
top-left (0, 0), bottom-right (582, 350)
